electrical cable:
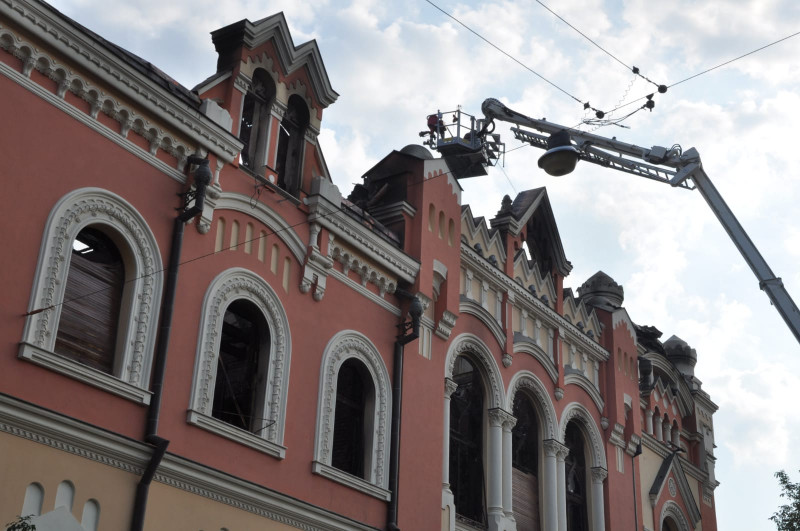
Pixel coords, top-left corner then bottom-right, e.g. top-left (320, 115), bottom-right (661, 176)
top-left (423, 0), bottom-right (605, 116)
top-left (23, 165), bottom-right (465, 315)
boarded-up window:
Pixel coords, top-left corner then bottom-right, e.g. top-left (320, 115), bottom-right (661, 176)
top-left (212, 299), bottom-right (270, 433)
top-left (512, 393), bottom-right (540, 530)
top-left (55, 227), bottom-right (124, 374)
top-left (332, 359), bottom-right (371, 478)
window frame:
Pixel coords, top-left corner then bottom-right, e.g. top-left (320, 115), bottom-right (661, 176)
top-left (312, 330), bottom-right (391, 500)
top-left (19, 188), bottom-right (163, 404)
top-left (187, 268), bottom-right (291, 459)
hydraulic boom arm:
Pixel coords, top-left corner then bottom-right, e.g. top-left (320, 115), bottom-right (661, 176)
top-left (476, 97), bottom-right (800, 344)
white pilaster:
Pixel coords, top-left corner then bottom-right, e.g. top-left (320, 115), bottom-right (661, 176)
top-left (543, 439), bottom-right (565, 531)
top-left (487, 408), bottom-right (507, 529)
top-left (501, 412), bottom-right (517, 519)
top-left (442, 378), bottom-right (458, 530)
top-left (557, 444), bottom-right (569, 531)
top-left (590, 467), bottom-right (608, 531)
top-left (645, 409), bottom-right (654, 435)
top-left (654, 416), bottom-right (663, 441)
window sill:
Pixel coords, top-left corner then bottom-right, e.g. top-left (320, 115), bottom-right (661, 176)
top-left (311, 461), bottom-right (391, 501)
top-left (187, 410), bottom-right (286, 459)
top-left (18, 342), bottom-right (152, 405)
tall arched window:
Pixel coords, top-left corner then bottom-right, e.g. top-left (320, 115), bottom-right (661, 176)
top-left (565, 423), bottom-right (589, 531)
top-left (239, 68), bottom-right (276, 173)
top-left (449, 355), bottom-right (486, 527)
top-left (55, 227), bottom-right (125, 374)
top-left (212, 299), bottom-right (270, 433)
top-left (331, 358), bottom-right (374, 479)
top-left (275, 94), bottom-right (309, 196)
top-left (21, 188), bottom-right (163, 404)
top-left (512, 393), bottom-right (540, 530)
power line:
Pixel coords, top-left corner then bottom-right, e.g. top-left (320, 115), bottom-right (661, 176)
top-left (24, 164), bottom-right (464, 315)
top-left (669, 29), bottom-right (800, 88)
top-left (423, 0), bottom-right (604, 115)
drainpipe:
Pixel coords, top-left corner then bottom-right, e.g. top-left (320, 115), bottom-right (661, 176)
top-left (130, 156), bottom-right (212, 531)
top-left (387, 291), bottom-right (422, 531)
top-left (632, 442), bottom-right (642, 531)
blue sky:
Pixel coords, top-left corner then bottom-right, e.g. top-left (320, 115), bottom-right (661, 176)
top-left (52, 1), bottom-right (800, 529)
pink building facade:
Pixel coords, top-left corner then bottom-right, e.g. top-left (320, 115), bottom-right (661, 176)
top-left (0, 2), bottom-right (719, 530)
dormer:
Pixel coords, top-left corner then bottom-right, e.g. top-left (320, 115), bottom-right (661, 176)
top-left (196, 14), bottom-right (338, 198)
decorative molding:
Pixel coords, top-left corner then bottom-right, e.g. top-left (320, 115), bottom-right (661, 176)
top-left (609, 423), bottom-right (625, 448)
top-left (590, 467), bottom-right (608, 483)
top-left (659, 500), bottom-right (691, 531)
top-left (488, 408), bottom-right (515, 429)
top-left (558, 402), bottom-right (607, 469)
top-left (563, 372), bottom-right (605, 411)
top-left (186, 410), bottom-right (286, 459)
top-left (435, 310), bottom-right (458, 340)
top-left (330, 244), bottom-right (397, 297)
top-left (328, 270), bottom-right (401, 317)
top-left (311, 461), bottom-right (391, 501)
top-left (313, 331), bottom-right (391, 490)
top-left (18, 342), bottom-right (151, 405)
top-left (542, 439), bottom-right (567, 458)
top-left (0, 8), bottom-right (242, 160)
top-left (0, 394), bottom-right (376, 530)
top-left (20, 188), bottom-right (163, 393)
top-left (189, 268), bottom-right (291, 446)
top-left (506, 371), bottom-right (558, 440)
top-left (459, 296), bottom-right (505, 348)
top-left (444, 334), bottom-right (504, 410)
top-left (512, 333), bottom-right (558, 384)
top-left (501, 352), bottom-right (512, 368)
top-left (444, 378), bottom-right (459, 399)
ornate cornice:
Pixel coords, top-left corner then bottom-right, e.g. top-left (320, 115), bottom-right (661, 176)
top-left (0, 4), bottom-right (242, 160)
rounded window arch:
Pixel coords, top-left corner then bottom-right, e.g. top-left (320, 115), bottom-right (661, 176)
top-left (239, 68), bottom-right (276, 172)
top-left (313, 330), bottom-right (391, 499)
top-left (188, 268), bottom-right (291, 458)
top-left (660, 500), bottom-right (691, 531)
top-left (276, 94), bottom-right (310, 196)
top-left (21, 188), bottom-right (163, 403)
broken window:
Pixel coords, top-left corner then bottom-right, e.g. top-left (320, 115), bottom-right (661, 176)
top-left (275, 94), bottom-right (310, 197)
top-left (55, 227), bottom-right (125, 374)
top-left (449, 356), bottom-right (486, 527)
top-left (239, 68), bottom-right (276, 173)
top-left (565, 423), bottom-right (589, 531)
top-left (512, 393), bottom-right (540, 530)
top-left (212, 299), bottom-right (270, 433)
top-left (332, 358), bottom-right (372, 478)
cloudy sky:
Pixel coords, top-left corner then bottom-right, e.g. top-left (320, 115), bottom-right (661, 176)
top-left (51, 0), bottom-right (800, 528)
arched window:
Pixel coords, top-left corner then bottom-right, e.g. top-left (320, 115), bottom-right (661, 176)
top-left (663, 517), bottom-right (680, 531)
top-left (331, 358), bottom-right (374, 478)
top-left (512, 393), bottom-right (540, 530)
top-left (55, 227), bottom-right (125, 375)
top-left (565, 423), bottom-right (589, 531)
top-left (239, 68), bottom-right (276, 173)
top-left (275, 94), bottom-right (309, 196)
top-left (21, 188), bottom-right (163, 404)
top-left (188, 268), bottom-right (291, 459)
top-left (211, 299), bottom-right (270, 433)
top-left (313, 331), bottom-right (391, 500)
top-left (449, 355), bottom-right (486, 527)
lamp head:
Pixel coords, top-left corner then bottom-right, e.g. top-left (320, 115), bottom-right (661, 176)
top-left (537, 130), bottom-right (580, 177)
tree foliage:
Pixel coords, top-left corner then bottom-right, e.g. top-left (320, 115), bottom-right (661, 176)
top-left (771, 470), bottom-right (800, 531)
top-left (4, 515), bottom-right (35, 531)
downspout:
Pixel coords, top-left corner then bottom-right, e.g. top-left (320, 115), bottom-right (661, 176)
top-left (632, 442), bottom-right (642, 531)
top-left (387, 292), bottom-right (422, 531)
top-left (130, 156), bottom-right (212, 531)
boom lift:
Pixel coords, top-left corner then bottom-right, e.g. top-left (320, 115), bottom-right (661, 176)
top-left (426, 98), bottom-right (800, 345)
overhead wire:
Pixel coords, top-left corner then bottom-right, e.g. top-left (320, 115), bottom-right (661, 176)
top-left (24, 163), bottom-right (466, 316)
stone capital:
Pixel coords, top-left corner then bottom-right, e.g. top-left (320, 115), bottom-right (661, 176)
top-left (590, 467), bottom-right (608, 483)
top-left (543, 439), bottom-right (568, 458)
top-left (488, 407), bottom-right (515, 429)
top-left (444, 378), bottom-right (459, 399)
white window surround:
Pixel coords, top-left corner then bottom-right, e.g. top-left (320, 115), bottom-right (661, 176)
top-left (187, 268), bottom-right (291, 459)
top-left (19, 188), bottom-right (163, 404)
top-left (312, 330), bottom-right (391, 501)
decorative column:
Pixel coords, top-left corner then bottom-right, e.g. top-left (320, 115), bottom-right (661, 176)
top-left (542, 439), bottom-right (564, 531)
top-left (654, 415), bottom-right (663, 441)
top-left (487, 408), bottom-right (508, 529)
top-left (521, 310), bottom-right (528, 337)
top-left (672, 427), bottom-right (681, 448)
top-left (501, 412), bottom-right (517, 519)
top-left (664, 421), bottom-right (672, 445)
top-left (465, 270), bottom-right (474, 299)
top-left (645, 409), bottom-right (654, 435)
top-left (481, 280), bottom-right (490, 310)
top-left (442, 378), bottom-right (459, 490)
top-left (556, 444), bottom-right (569, 531)
top-left (442, 379), bottom-right (458, 531)
top-left (590, 467), bottom-right (608, 531)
